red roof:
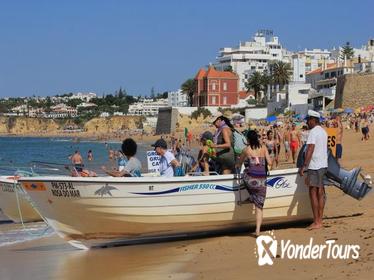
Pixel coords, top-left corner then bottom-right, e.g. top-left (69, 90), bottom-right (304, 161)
top-left (195, 66), bottom-right (237, 80)
top-left (195, 68), bottom-right (206, 79)
top-left (306, 63), bottom-right (338, 75)
top-left (307, 68), bottom-right (322, 75)
top-left (206, 66), bottom-right (237, 78)
top-left (239, 91), bottom-right (253, 99)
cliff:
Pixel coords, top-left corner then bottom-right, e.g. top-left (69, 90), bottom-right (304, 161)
top-left (0, 116), bottom-right (61, 134)
top-left (0, 116), bottom-right (144, 135)
top-left (83, 116), bottom-right (144, 133)
top-left (335, 73), bottom-right (374, 109)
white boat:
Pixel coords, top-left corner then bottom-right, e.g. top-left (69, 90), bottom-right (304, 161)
top-left (19, 168), bottom-right (312, 249)
top-left (0, 176), bottom-right (43, 223)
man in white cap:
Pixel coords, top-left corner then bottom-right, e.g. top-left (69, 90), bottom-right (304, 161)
top-left (299, 110), bottom-right (328, 230)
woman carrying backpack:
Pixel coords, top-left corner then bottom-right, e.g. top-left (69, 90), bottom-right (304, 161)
top-left (210, 114), bottom-right (235, 174)
top-left (236, 130), bottom-right (272, 236)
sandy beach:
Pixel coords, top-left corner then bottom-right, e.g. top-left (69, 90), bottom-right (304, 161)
top-left (0, 128), bottom-right (373, 280)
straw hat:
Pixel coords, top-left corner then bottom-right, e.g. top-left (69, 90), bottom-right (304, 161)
top-left (209, 111), bottom-right (232, 124)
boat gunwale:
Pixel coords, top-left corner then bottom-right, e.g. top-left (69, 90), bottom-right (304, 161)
top-left (17, 168), bottom-right (299, 184)
top-left (0, 176), bottom-right (20, 184)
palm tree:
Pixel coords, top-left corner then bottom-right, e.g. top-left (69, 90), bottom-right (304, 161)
top-left (181, 79), bottom-right (196, 107)
top-left (245, 72), bottom-right (269, 103)
top-left (269, 61), bottom-right (292, 91)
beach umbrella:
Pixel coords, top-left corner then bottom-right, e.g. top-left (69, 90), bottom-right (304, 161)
top-left (344, 108), bottom-right (353, 114)
top-left (366, 105), bottom-right (374, 112)
top-left (266, 115), bottom-right (277, 122)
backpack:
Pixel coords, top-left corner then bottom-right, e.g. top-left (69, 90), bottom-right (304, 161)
top-left (232, 129), bottom-right (248, 155)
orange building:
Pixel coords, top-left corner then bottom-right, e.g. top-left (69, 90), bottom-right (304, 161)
top-left (193, 66), bottom-right (239, 107)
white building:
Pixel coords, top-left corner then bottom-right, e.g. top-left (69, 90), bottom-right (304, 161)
top-left (331, 39), bottom-right (374, 62)
top-left (214, 30), bottom-right (289, 90)
top-left (128, 98), bottom-right (169, 116)
top-left (69, 92), bottom-right (97, 102)
top-left (292, 55), bottom-right (307, 82)
top-left (45, 104), bottom-right (77, 118)
top-left (354, 60), bottom-right (374, 73)
top-left (291, 49), bottom-right (335, 83)
top-left (113, 112), bottom-right (124, 116)
top-left (11, 104), bottom-right (28, 115)
top-left (306, 62), bottom-right (354, 90)
top-left (77, 102), bottom-right (98, 109)
top-left (306, 61), bottom-right (355, 111)
top-left (296, 49), bottom-right (332, 72)
top-left (168, 89), bottom-right (188, 107)
top-left (100, 112), bottom-right (110, 118)
top-left (287, 82), bottom-right (311, 114)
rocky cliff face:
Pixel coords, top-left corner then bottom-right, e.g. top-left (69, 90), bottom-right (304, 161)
top-left (0, 116), bottom-right (144, 135)
top-left (83, 116), bottom-right (144, 133)
top-left (335, 73), bottom-right (374, 109)
top-left (0, 117), bottom-right (61, 134)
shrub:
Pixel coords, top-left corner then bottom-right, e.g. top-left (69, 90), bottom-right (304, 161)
top-left (247, 99), bottom-right (257, 105)
top-left (191, 107), bottom-right (212, 119)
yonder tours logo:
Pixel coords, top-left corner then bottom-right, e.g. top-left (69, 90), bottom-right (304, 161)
top-left (255, 231), bottom-right (360, 266)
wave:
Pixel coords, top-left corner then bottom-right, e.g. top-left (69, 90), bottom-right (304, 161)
top-left (0, 223), bottom-right (55, 248)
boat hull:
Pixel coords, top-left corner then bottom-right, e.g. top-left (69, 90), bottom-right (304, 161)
top-left (0, 176), bottom-right (42, 223)
top-left (19, 169), bottom-right (312, 249)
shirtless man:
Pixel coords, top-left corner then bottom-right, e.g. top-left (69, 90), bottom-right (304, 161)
top-left (290, 123), bottom-right (301, 164)
top-left (70, 150), bottom-right (84, 172)
top-left (283, 125), bottom-right (291, 162)
top-left (335, 115), bottom-right (343, 161)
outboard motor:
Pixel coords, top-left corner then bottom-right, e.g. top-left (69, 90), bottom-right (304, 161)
top-left (297, 144), bottom-right (372, 200)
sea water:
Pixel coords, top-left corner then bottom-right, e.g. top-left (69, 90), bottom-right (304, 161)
top-left (0, 136), bottom-right (151, 246)
top-left (0, 136), bottom-right (150, 175)
top-left (0, 136), bottom-right (198, 246)
top-left (0, 219), bottom-right (55, 247)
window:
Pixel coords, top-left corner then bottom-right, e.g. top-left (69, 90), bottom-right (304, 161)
top-left (212, 83), bottom-right (216, 91)
top-left (212, 96), bottom-right (216, 105)
top-left (223, 82), bottom-right (227, 91)
top-left (223, 96), bottom-right (227, 105)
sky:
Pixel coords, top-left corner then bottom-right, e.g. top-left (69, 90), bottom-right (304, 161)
top-left (0, 0), bottom-right (373, 98)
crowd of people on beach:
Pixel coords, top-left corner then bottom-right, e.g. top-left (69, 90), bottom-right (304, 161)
top-left (66, 108), bottom-right (373, 234)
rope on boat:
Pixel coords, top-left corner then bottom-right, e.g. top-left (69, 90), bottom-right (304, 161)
top-left (12, 176), bottom-right (51, 236)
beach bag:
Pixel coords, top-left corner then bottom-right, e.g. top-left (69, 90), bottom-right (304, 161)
top-left (175, 151), bottom-right (196, 174)
top-left (174, 166), bottom-right (185, 177)
top-left (232, 130), bottom-right (248, 155)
